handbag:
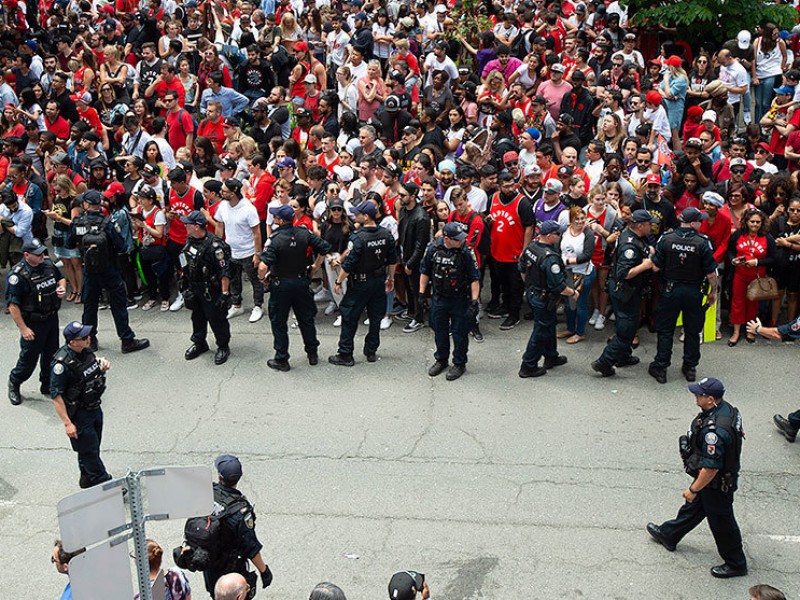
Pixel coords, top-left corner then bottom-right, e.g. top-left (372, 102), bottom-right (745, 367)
top-left (746, 274), bottom-right (780, 301)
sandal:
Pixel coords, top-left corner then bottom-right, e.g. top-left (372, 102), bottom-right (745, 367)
top-left (66, 292), bottom-right (76, 303)
top-left (73, 290), bottom-right (82, 304)
top-left (566, 334), bottom-right (586, 344)
top-left (632, 336), bottom-right (640, 349)
top-left (727, 337), bottom-right (739, 347)
top-left (557, 330), bottom-right (575, 339)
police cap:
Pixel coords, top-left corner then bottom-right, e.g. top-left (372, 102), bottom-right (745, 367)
top-left (688, 377), bottom-right (725, 398)
top-left (215, 454), bottom-right (243, 483)
top-left (80, 190), bottom-right (103, 205)
top-left (679, 207), bottom-right (709, 223)
top-left (442, 222), bottom-right (467, 241)
top-left (539, 220), bottom-right (564, 235)
top-left (64, 321), bottom-right (93, 341)
top-left (269, 204), bottom-right (294, 221)
top-left (180, 210), bottom-right (207, 226)
top-left (630, 209), bottom-right (656, 223)
top-left (22, 237), bottom-right (47, 255)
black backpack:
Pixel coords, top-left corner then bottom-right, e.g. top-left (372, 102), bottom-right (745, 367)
top-left (468, 211), bottom-right (491, 256)
top-left (510, 28), bottom-right (533, 59)
top-left (81, 219), bottom-right (112, 274)
top-left (173, 497), bottom-right (249, 572)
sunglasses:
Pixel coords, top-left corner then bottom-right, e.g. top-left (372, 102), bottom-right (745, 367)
top-left (755, 148), bottom-right (768, 154)
top-left (788, 208), bottom-right (800, 212)
top-left (329, 207), bottom-right (343, 211)
top-left (505, 161), bottom-right (518, 167)
top-left (731, 168), bottom-right (746, 174)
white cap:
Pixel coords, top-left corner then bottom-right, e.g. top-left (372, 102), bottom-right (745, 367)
top-left (737, 30), bottom-right (752, 50)
top-left (701, 109), bottom-right (717, 122)
top-left (303, 74), bottom-right (317, 84)
top-left (523, 164), bottom-right (542, 177)
top-left (434, 3), bottom-right (447, 12)
top-left (333, 165), bottom-right (354, 182)
top-left (544, 179), bottom-right (563, 193)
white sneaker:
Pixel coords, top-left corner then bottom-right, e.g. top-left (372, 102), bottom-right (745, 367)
top-left (594, 314), bottom-right (606, 330)
top-left (140, 299), bottom-right (156, 311)
top-left (380, 316), bottom-right (393, 330)
top-left (333, 315), bottom-right (342, 327)
top-left (169, 292), bottom-right (184, 312)
top-left (249, 306), bottom-right (264, 323)
top-left (588, 309), bottom-right (600, 325)
top-left (160, 300), bottom-right (170, 311)
top-left (364, 318), bottom-right (370, 325)
top-left (227, 305), bottom-right (245, 319)
top-left (314, 288), bottom-right (331, 302)
top-left (324, 301), bottom-right (337, 316)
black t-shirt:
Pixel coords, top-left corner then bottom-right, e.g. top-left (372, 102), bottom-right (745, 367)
top-left (421, 126), bottom-right (445, 148)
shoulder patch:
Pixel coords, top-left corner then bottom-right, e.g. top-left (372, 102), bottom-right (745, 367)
top-left (53, 363), bottom-right (65, 375)
top-left (347, 240), bottom-right (354, 252)
top-left (624, 248), bottom-right (635, 259)
top-left (243, 511), bottom-right (255, 529)
top-left (705, 432), bottom-right (718, 445)
top-left (550, 263), bottom-right (561, 274)
top-left (215, 248), bottom-right (225, 259)
top-left (792, 319), bottom-right (800, 332)
top-left (707, 445), bottom-right (715, 455)
top-left (8, 274), bottom-right (18, 285)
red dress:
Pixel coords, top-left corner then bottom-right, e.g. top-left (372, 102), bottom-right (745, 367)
top-left (730, 232), bottom-right (770, 325)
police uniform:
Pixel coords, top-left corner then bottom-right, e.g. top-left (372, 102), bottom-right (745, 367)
top-left (649, 379), bottom-right (747, 577)
top-left (650, 213), bottom-right (717, 383)
top-left (260, 220), bottom-right (332, 369)
top-left (6, 239), bottom-right (63, 404)
top-left (180, 226), bottom-right (233, 363)
top-left (330, 222), bottom-right (397, 365)
top-left (419, 232), bottom-right (480, 379)
top-left (772, 315), bottom-right (800, 439)
top-left (518, 229), bottom-right (571, 377)
top-left (50, 326), bottom-right (111, 488)
top-left (67, 191), bottom-right (149, 353)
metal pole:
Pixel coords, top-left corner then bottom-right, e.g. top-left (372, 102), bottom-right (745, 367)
top-left (128, 471), bottom-right (153, 600)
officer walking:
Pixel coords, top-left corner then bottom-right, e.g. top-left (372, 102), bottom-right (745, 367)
top-left (180, 211), bottom-right (233, 366)
top-left (329, 201), bottom-right (397, 367)
top-left (518, 221), bottom-right (579, 378)
top-left (204, 455), bottom-right (273, 598)
top-left (257, 204), bottom-right (332, 372)
top-left (591, 210), bottom-right (656, 377)
top-left (419, 222), bottom-right (481, 381)
top-left (50, 321), bottom-right (113, 489)
top-left (647, 377), bottom-right (748, 579)
top-left (648, 207), bottom-right (718, 384)
top-left (66, 190), bottom-right (149, 354)
top-left (6, 238), bottom-right (66, 405)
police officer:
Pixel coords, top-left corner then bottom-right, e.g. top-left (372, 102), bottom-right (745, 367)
top-left (6, 238), bottom-right (66, 405)
top-left (50, 321), bottom-right (113, 489)
top-left (329, 201), bottom-right (397, 366)
top-left (180, 211), bottom-right (233, 365)
top-left (205, 455), bottom-right (273, 598)
top-left (518, 221), bottom-right (578, 378)
top-left (649, 207), bottom-right (718, 384)
top-left (419, 222), bottom-right (481, 381)
top-left (66, 190), bottom-right (149, 354)
top-left (591, 210), bottom-right (656, 377)
top-left (647, 377), bottom-right (747, 579)
top-left (257, 204), bottom-right (332, 372)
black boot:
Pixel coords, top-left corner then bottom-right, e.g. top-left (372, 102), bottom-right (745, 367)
top-left (121, 338), bottom-right (150, 354)
top-left (8, 380), bottom-right (21, 406)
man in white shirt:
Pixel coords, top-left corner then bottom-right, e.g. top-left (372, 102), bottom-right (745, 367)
top-left (444, 166), bottom-right (487, 213)
top-left (717, 49), bottom-right (749, 122)
top-left (422, 42), bottom-right (458, 87)
top-left (326, 14), bottom-right (351, 70)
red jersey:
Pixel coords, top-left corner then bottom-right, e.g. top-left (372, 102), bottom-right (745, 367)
top-left (318, 152), bottom-right (340, 176)
top-left (247, 171), bottom-right (275, 221)
top-left (489, 192), bottom-right (525, 262)
top-left (167, 186), bottom-right (203, 245)
top-left (449, 209), bottom-right (485, 267)
top-left (77, 106), bottom-right (104, 137)
top-left (137, 206), bottom-right (166, 246)
top-left (45, 115), bottom-right (71, 141)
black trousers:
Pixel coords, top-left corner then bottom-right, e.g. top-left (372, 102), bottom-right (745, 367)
top-left (493, 259), bottom-right (524, 319)
top-left (337, 278), bottom-right (386, 357)
top-left (9, 314), bottom-right (59, 388)
top-left (403, 267), bottom-right (424, 322)
top-left (268, 277), bottom-right (319, 361)
top-left (190, 292), bottom-right (231, 349)
top-left (70, 407), bottom-right (111, 488)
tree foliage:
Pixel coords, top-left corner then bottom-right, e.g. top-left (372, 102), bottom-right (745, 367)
top-left (623, 0), bottom-right (798, 44)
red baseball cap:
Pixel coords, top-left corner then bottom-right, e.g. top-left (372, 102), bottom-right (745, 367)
top-left (103, 181), bottom-right (125, 198)
top-left (294, 41), bottom-right (308, 52)
top-left (645, 91), bottom-right (662, 106)
top-left (757, 141), bottom-right (772, 153)
top-left (645, 173), bottom-right (661, 185)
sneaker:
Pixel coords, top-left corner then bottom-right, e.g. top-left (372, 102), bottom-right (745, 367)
top-left (380, 316), bottom-right (393, 330)
top-left (471, 325), bottom-right (484, 343)
top-left (227, 305), bottom-right (245, 319)
top-left (140, 300), bottom-right (156, 311)
top-left (396, 310), bottom-right (414, 322)
top-left (333, 315), bottom-right (342, 327)
top-left (169, 292), bottom-right (184, 311)
top-left (328, 353), bottom-right (355, 367)
top-left (98, 302), bottom-right (111, 310)
top-left (134, 294), bottom-right (143, 301)
top-left (588, 308), bottom-right (600, 326)
top-left (403, 319), bottom-right (423, 333)
top-left (324, 301), bottom-right (337, 316)
top-left (594, 314), bottom-right (606, 330)
top-left (249, 306), bottom-right (264, 323)
top-left (160, 300), bottom-right (170, 311)
top-left (390, 302), bottom-right (407, 315)
top-left (313, 288), bottom-right (330, 302)
top-left (486, 308), bottom-right (509, 319)
top-left (127, 299), bottom-right (138, 310)
top-left (499, 316), bottom-right (520, 330)
top-left (364, 318), bottom-right (370, 325)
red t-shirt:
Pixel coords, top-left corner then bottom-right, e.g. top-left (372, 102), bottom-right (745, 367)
top-left (45, 116), bottom-right (71, 141)
top-left (699, 210), bottom-right (732, 264)
top-left (166, 109), bottom-right (195, 151)
top-left (77, 106), bottom-right (104, 137)
top-left (153, 77), bottom-right (186, 111)
top-left (197, 118), bottom-right (225, 155)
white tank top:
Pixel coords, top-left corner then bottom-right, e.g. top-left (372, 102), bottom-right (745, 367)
top-left (755, 42), bottom-right (784, 79)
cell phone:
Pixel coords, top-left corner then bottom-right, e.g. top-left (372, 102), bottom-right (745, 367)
top-left (130, 213), bottom-right (145, 221)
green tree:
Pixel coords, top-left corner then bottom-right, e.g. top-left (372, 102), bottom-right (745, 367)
top-left (623, 0), bottom-right (798, 44)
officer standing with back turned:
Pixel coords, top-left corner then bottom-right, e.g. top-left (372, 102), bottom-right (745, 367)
top-left (329, 201), bottom-right (397, 367)
top-left (66, 190), bottom-right (150, 354)
top-left (258, 204), bottom-right (332, 372)
top-left (180, 211), bottom-right (233, 366)
top-left (6, 238), bottom-right (66, 405)
top-left (518, 221), bottom-right (578, 378)
top-left (647, 377), bottom-right (747, 579)
top-left (591, 210), bottom-right (656, 377)
top-left (648, 207), bottom-right (718, 384)
top-left (419, 222), bottom-right (481, 381)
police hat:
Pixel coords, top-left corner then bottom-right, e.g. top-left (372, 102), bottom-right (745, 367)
top-left (269, 204), bottom-right (294, 221)
top-left (350, 201), bottom-right (377, 217)
top-left (688, 377), bottom-right (725, 398)
top-left (22, 237), bottom-right (47, 255)
top-left (80, 190), bottom-right (104, 205)
top-left (679, 207), bottom-right (709, 223)
top-left (180, 210), bottom-right (207, 226)
top-left (214, 454), bottom-right (243, 482)
top-left (630, 209), bottom-right (656, 223)
top-left (442, 222), bottom-right (467, 241)
top-left (63, 321), bottom-right (93, 341)
top-left (539, 220), bottom-right (564, 235)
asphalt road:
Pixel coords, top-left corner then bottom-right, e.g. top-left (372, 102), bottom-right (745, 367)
top-left (1, 296), bottom-right (798, 599)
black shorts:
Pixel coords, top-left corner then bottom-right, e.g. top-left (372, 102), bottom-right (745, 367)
top-left (774, 261), bottom-right (800, 292)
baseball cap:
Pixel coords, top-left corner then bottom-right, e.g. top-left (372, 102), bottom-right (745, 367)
top-left (774, 84), bottom-right (794, 96)
top-left (525, 127), bottom-right (542, 142)
top-left (523, 164), bottom-right (542, 177)
top-left (103, 181), bottom-right (125, 198)
top-left (531, 95), bottom-right (548, 106)
top-left (645, 90), bottom-right (662, 106)
top-left (80, 189), bottom-right (104, 205)
top-left (22, 237), bottom-right (47, 255)
top-left (224, 178), bottom-right (243, 194)
top-left (701, 110), bottom-right (717, 122)
top-left (215, 454), bottom-right (243, 482)
top-left (180, 210), bottom-right (208, 226)
top-left (295, 107), bottom-right (312, 119)
top-left (269, 204), bottom-right (294, 221)
top-left (64, 321), bottom-right (93, 341)
top-left (434, 3), bottom-right (447, 12)
top-left (757, 141), bottom-right (772, 153)
top-left (630, 209), bottom-right (656, 223)
top-left (544, 179), bottom-right (563, 194)
top-left (539, 220), bottom-right (564, 235)
top-left (136, 184), bottom-right (156, 200)
top-left (679, 207), bottom-right (709, 223)
top-left (688, 376), bottom-right (725, 398)
top-left (685, 137), bottom-right (703, 149)
top-left (502, 151), bottom-right (519, 164)
top-left (304, 73), bottom-right (317, 84)
top-left (557, 165), bottom-right (573, 177)
top-left (624, 32), bottom-right (636, 41)
top-left (737, 30), bottom-right (751, 50)
top-left (575, 2), bottom-right (586, 12)
top-left (702, 191), bottom-right (725, 208)
top-left (333, 165), bottom-right (354, 182)
top-left (350, 200), bottom-right (377, 217)
top-left (388, 571), bottom-right (424, 600)
top-left (354, 11), bottom-right (367, 20)
top-left (442, 221), bottom-right (467, 240)
top-left (557, 113), bottom-right (574, 125)
top-left (277, 157), bottom-right (297, 169)
top-left (384, 95), bottom-right (400, 112)
top-left (141, 163), bottom-right (159, 177)
top-left (665, 55), bottom-right (682, 68)
top-left (645, 173), bottom-right (661, 185)
top-left (219, 157), bottom-right (238, 171)
top-left (551, 63), bottom-right (566, 74)
top-left (729, 157), bottom-right (747, 168)
top-left (70, 91), bottom-right (93, 104)
top-left (389, 70), bottom-right (406, 85)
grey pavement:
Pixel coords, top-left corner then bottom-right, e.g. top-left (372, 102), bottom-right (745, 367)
top-left (0, 298), bottom-right (798, 599)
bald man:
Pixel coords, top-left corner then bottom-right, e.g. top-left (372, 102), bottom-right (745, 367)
top-left (215, 573), bottom-right (250, 600)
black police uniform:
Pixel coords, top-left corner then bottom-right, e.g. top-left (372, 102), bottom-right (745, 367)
top-left (655, 400), bottom-right (747, 571)
top-left (6, 256), bottom-right (63, 399)
top-left (181, 232), bottom-right (233, 355)
top-left (333, 225), bottom-right (397, 361)
top-left (419, 238), bottom-right (481, 370)
top-left (67, 209), bottom-right (142, 348)
top-left (260, 223), bottom-right (331, 365)
top-left (203, 481), bottom-right (263, 598)
top-left (519, 240), bottom-right (568, 375)
top-left (651, 227), bottom-right (717, 378)
top-left (594, 228), bottom-right (650, 372)
top-left (50, 343), bottom-right (111, 488)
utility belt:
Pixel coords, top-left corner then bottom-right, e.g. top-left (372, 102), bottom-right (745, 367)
top-left (23, 310), bottom-right (57, 323)
top-left (611, 279), bottom-right (639, 303)
top-left (663, 279), bottom-right (702, 293)
top-left (271, 272), bottom-right (309, 285)
top-left (528, 287), bottom-right (560, 310)
top-left (350, 268), bottom-right (385, 282)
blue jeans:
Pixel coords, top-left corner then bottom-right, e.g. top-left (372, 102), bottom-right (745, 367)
top-left (565, 269), bottom-right (596, 336)
top-left (753, 76), bottom-right (777, 124)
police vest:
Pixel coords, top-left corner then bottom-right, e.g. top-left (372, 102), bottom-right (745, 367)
top-left (523, 242), bottom-right (559, 291)
top-left (52, 346), bottom-right (107, 410)
top-left (75, 215), bottom-right (113, 274)
top-left (15, 260), bottom-right (61, 321)
top-left (690, 403), bottom-right (743, 483)
top-left (661, 231), bottom-right (706, 283)
top-left (270, 227), bottom-right (312, 279)
top-left (612, 230), bottom-right (648, 285)
top-left (212, 483), bottom-right (255, 564)
top-left (431, 243), bottom-right (469, 297)
top-left (182, 234), bottom-right (226, 289)
top-left (355, 228), bottom-right (390, 275)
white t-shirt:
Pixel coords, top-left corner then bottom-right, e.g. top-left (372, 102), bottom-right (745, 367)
top-left (719, 60), bottom-right (749, 104)
top-left (215, 198), bottom-right (259, 258)
top-left (443, 185), bottom-right (488, 213)
top-left (748, 159), bottom-right (778, 174)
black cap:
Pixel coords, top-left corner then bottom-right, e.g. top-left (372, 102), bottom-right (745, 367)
top-left (180, 210), bottom-right (207, 226)
top-left (203, 179), bottom-right (223, 193)
top-left (215, 454), bottom-right (243, 482)
top-left (80, 190), bottom-right (103, 205)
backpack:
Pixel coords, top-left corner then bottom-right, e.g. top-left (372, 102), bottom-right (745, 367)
top-left (81, 218), bottom-right (112, 274)
top-left (469, 211), bottom-right (491, 256)
top-left (177, 108), bottom-right (199, 137)
top-left (173, 495), bottom-right (249, 572)
top-left (510, 28), bottom-right (533, 59)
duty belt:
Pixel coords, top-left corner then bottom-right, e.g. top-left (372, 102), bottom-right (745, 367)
top-left (23, 310), bottom-right (57, 323)
top-left (527, 287), bottom-right (548, 298)
top-left (351, 269), bottom-right (385, 282)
